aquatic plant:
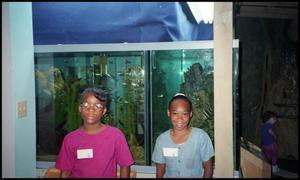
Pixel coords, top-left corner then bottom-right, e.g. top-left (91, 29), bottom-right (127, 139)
top-left (115, 66), bottom-right (145, 163)
top-left (180, 63), bottom-right (214, 143)
top-left (65, 79), bottom-right (82, 131)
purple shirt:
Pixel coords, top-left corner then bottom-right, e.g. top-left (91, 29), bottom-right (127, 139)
top-left (55, 125), bottom-right (134, 178)
top-left (261, 122), bottom-right (276, 146)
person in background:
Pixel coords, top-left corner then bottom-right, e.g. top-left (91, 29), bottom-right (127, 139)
top-left (152, 93), bottom-right (214, 178)
top-left (261, 111), bottom-right (279, 174)
top-left (55, 87), bottom-right (134, 178)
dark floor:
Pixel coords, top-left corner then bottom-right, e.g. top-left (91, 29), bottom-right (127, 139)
top-left (272, 158), bottom-right (298, 178)
top-left (278, 158), bottom-right (298, 173)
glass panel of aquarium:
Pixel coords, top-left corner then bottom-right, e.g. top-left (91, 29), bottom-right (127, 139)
top-left (151, 49), bottom-right (214, 156)
top-left (35, 51), bottom-right (146, 164)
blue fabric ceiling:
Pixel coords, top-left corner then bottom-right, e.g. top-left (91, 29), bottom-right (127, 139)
top-left (32, 2), bottom-right (213, 45)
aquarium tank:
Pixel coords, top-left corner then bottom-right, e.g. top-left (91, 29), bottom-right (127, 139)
top-left (34, 41), bottom-right (239, 166)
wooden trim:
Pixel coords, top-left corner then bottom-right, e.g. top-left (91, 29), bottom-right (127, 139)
top-left (240, 147), bottom-right (271, 178)
top-left (213, 2), bottom-right (234, 178)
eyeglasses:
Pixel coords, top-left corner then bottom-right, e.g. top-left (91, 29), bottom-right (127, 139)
top-left (80, 102), bottom-right (104, 110)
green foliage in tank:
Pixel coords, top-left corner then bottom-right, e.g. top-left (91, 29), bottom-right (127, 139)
top-left (180, 63), bottom-right (214, 144)
top-left (115, 66), bottom-right (145, 163)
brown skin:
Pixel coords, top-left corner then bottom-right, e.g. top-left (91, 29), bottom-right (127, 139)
top-left (60, 93), bottom-right (130, 178)
top-left (155, 98), bottom-right (213, 178)
top-left (156, 163), bottom-right (166, 178)
top-left (203, 159), bottom-right (213, 178)
top-left (61, 171), bottom-right (71, 178)
top-left (79, 94), bottom-right (107, 134)
top-left (119, 166), bottom-right (130, 178)
top-left (168, 99), bottom-right (192, 144)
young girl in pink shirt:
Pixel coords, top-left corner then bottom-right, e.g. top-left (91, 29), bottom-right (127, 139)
top-left (55, 87), bottom-right (134, 178)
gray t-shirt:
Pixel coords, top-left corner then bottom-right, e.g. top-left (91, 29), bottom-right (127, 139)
top-left (152, 127), bottom-right (214, 178)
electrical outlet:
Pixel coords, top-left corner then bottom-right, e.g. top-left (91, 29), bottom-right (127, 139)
top-left (17, 100), bottom-right (27, 118)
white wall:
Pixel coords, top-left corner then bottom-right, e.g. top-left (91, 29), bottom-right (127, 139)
top-left (2, 2), bottom-right (15, 177)
top-left (1, 2), bottom-right (36, 178)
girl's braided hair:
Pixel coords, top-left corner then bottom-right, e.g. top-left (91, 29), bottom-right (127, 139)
top-left (80, 87), bottom-right (107, 104)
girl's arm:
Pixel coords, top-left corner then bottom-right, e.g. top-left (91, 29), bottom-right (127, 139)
top-left (156, 163), bottom-right (166, 178)
top-left (268, 129), bottom-right (276, 140)
top-left (120, 166), bottom-right (130, 178)
top-left (203, 159), bottom-right (213, 178)
top-left (60, 170), bottom-right (71, 178)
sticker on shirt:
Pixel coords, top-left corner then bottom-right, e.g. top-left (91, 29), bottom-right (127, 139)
top-left (77, 148), bottom-right (93, 159)
top-left (163, 148), bottom-right (178, 157)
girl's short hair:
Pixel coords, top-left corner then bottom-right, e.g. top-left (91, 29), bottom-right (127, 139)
top-left (80, 87), bottom-right (107, 105)
top-left (168, 93), bottom-right (193, 111)
top-left (262, 111), bottom-right (278, 122)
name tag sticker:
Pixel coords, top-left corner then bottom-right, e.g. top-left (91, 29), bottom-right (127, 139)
top-left (77, 149), bottom-right (93, 159)
top-left (163, 148), bottom-right (178, 157)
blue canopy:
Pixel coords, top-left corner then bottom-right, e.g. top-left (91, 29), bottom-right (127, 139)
top-left (32, 2), bottom-right (213, 45)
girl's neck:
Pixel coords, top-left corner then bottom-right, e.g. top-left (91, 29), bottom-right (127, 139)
top-left (82, 123), bottom-right (105, 134)
top-left (172, 126), bottom-right (191, 135)
top-left (171, 126), bottom-right (192, 144)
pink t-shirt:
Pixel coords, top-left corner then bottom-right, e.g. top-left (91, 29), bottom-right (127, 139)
top-left (55, 125), bottom-right (134, 178)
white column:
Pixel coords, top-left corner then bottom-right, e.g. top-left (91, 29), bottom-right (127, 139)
top-left (213, 2), bottom-right (234, 178)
